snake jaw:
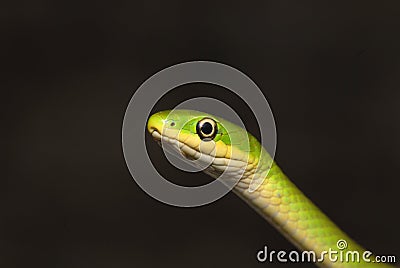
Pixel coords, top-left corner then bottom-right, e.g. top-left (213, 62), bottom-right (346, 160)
top-left (150, 129), bottom-right (162, 141)
top-left (150, 128), bottom-right (190, 160)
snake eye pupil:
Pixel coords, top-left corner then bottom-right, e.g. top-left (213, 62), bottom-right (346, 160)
top-left (196, 118), bottom-right (217, 140)
top-left (201, 122), bottom-right (212, 134)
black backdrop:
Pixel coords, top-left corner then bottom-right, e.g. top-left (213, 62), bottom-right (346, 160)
top-left (3, 1), bottom-right (400, 267)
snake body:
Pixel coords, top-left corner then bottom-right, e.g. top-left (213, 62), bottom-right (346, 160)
top-left (147, 109), bottom-right (393, 268)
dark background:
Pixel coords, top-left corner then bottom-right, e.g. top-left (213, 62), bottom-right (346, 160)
top-left (3, 1), bottom-right (400, 267)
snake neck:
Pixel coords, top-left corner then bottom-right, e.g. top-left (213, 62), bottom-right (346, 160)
top-left (231, 162), bottom-right (390, 268)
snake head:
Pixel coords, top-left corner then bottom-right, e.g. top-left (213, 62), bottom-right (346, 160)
top-left (147, 110), bottom-right (228, 160)
top-left (147, 110), bottom-right (270, 188)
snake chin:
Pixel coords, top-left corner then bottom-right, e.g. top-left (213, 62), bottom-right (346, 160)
top-left (150, 130), bottom-right (162, 141)
top-left (150, 129), bottom-right (237, 176)
top-left (151, 129), bottom-right (190, 160)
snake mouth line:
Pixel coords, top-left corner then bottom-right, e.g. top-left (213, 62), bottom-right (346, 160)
top-left (150, 129), bottom-right (162, 141)
top-left (150, 129), bottom-right (206, 160)
top-left (149, 129), bottom-right (254, 178)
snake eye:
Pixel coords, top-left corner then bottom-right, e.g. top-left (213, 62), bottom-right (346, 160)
top-left (196, 118), bottom-right (218, 141)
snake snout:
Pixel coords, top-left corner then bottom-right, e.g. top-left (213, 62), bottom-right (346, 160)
top-left (147, 113), bottom-right (165, 140)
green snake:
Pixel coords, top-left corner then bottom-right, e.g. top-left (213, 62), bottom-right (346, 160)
top-left (147, 109), bottom-right (393, 268)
